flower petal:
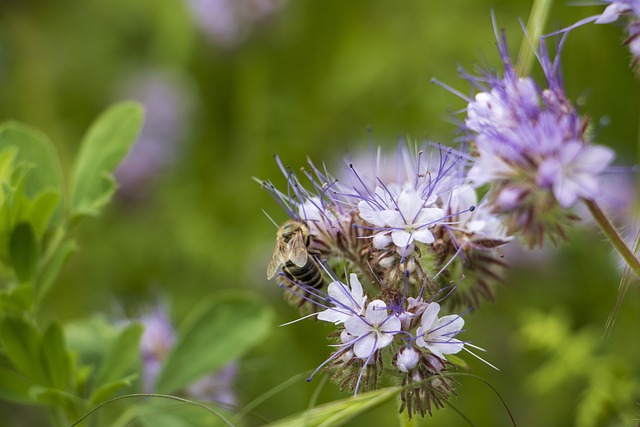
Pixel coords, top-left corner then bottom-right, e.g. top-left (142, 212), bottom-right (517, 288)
top-left (391, 230), bottom-right (413, 247)
top-left (364, 300), bottom-right (389, 325)
top-left (353, 334), bottom-right (376, 359)
top-left (345, 315), bottom-right (371, 337)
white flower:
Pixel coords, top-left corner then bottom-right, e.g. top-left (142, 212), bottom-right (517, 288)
top-left (344, 300), bottom-right (401, 359)
top-left (317, 274), bottom-right (367, 324)
top-left (359, 187), bottom-right (444, 248)
top-left (398, 297), bottom-right (428, 330)
top-left (415, 302), bottom-right (464, 359)
top-left (396, 347), bottom-right (421, 373)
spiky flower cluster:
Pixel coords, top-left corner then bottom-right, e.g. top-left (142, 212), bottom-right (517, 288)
top-left (449, 32), bottom-right (615, 247)
top-left (259, 20), bottom-right (624, 419)
top-left (259, 143), bottom-right (505, 417)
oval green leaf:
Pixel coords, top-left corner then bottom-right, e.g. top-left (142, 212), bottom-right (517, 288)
top-left (69, 101), bottom-right (144, 220)
top-left (0, 123), bottom-right (64, 227)
top-left (155, 291), bottom-right (273, 394)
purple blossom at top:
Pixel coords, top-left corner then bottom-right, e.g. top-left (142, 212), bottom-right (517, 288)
top-left (115, 70), bottom-right (192, 200)
top-left (444, 29), bottom-right (616, 245)
top-left (188, 0), bottom-right (286, 49)
top-left (462, 33), bottom-right (614, 208)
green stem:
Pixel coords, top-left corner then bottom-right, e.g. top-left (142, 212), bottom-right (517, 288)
top-left (584, 199), bottom-right (640, 279)
top-left (516, 0), bottom-right (554, 76)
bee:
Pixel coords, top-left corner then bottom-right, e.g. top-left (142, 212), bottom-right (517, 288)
top-left (267, 220), bottom-right (325, 290)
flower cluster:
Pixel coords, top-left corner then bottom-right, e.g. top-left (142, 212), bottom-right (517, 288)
top-left (260, 143), bottom-right (505, 417)
top-left (452, 32), bottom-right (614, 247)
top-left (260, 17), bottom-right (624, 419)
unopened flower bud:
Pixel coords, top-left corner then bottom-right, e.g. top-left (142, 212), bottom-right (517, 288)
top-left (396, 347), bottom-right (421, 372)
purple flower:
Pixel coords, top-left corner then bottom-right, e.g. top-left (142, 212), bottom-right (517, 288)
top-left (115, 70), bottom-right (192, 200)
top-left (188, 0), bottom-right (286, 49)
top-left (450, 31), bottom-right (615, 246)
top-left (139, 307), bottom-right (177, 393)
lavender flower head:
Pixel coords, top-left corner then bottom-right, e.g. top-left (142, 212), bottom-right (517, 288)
top-left (188, 0), bottom-right (286, 49)
top-left (261, 145), bottom-right (501, 418)
top-left (455, 31), bottom-right (615, 246)
top-left (115, 70), bottom-right (192, 200)
top-left (139, 306), bottom-right (177, 393)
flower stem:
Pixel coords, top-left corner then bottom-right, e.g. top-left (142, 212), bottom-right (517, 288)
top-left (584, 198), bottom-right (640, 279)
top-left (516, 0), bottom-right (554, 76)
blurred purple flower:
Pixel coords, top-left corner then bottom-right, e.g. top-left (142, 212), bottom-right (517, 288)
top-left (188, 0), bottom-right (286, 49)
top-left (186, 362), bottom-right (238, 405)
top-left (115, 70), bottom-right (192, 200)
top-left (139, 306), bottom-right (176, 393)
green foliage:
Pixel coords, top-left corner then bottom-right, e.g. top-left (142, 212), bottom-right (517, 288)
top-left (265, 387), bottom-right (401, 427)
top-left (518, 309), bottom-right (640, 427)
top-left (155, 291), bottom-right (274, 394)
top-left (69, 102), bottom-right (144, 221)
top-left (91, 323), bottom-right (143, 402)
top-left (0, 123), bottom-right (64, 227)
top-left (9, 222), bottom-right (38, 284)
top-left (0, 103), bottom-right (149, 425)
top-left (0, 316), bottom-right (51, 386)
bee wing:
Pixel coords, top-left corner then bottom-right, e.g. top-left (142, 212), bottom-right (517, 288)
top-left (266, 241), bottom-right (288, 279)
top-left (288, 231), bottom-right (309, 268)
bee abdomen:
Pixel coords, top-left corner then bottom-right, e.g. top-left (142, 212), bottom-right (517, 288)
top-left (284, 259), bottom-right (324, 289)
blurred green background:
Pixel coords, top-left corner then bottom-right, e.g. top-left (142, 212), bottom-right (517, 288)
top-left (1, 0), bottom-right (639, 425)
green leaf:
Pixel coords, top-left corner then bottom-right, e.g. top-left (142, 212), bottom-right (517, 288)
top-left (30, 385), bottom-right (84, 420)
top-left (69, 102), bottom-right (144, 220)
top-left (0, 122), bottom-right (64, 226)
top-left (0, 284), bottom-right (34, 313)
top-left (64, 314), bottom-right (120, 369)
top-left (264, 387), bottom-right (401, 427)
top-left (9, 222), bottom-right (38, 283)
top-left (28, 190), bottom-right (61, 237)
top-left (41, 322), bottom-right (71, 390)
top-left (155, 291), bottom-right (274, 394)
top-left (89, 374), bottom-right (137, 405)
top-left (0, 353), bottom-right (33, 403)
top-left (93, 322), bottom-right (143, 390)
top-left (35, 239), bottom-right (77, 304)
top-left (138, 404), bottom-right (229, 427)
top-left (0, 316), bottom-right (49, 385)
